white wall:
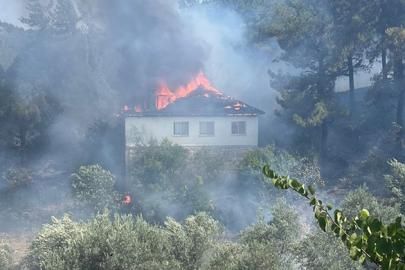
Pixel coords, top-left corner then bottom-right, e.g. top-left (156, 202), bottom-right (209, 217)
top-left (125, 116), bottom-right (259, 147)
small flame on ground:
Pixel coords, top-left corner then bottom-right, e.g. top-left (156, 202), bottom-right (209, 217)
top-left (122, 195), bottom-right (131, 204)
top-left (124, 105), bottom-right (129, 111)
top-left (156, 71), bottom-right (220, 110)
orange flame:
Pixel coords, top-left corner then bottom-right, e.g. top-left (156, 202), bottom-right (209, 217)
top-left (134, 105), bottom-right (142, 113)
top-left (155, 71), bottom-right (220, 110)
top-left (122, 195), bottom-right (131, 204)
top-left (124, 105), bottom-right (129, 111)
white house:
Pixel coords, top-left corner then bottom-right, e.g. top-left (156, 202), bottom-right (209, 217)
top-left (123, 88), bottom-right (265, 148)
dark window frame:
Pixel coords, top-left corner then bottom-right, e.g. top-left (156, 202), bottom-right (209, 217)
top-left (231, 121), bottom-right (246, 135)
top-left (199, 121), bottom-right (215, 136)
top-left (173, 122), bottom-right (189, 136)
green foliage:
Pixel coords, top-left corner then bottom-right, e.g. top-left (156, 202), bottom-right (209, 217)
top-left (24, 211), bottom-right (222, 270)
top-left (165, 212), bottom-right (220, 270)
top-left (129, 138), bottom-right (189, 190)
top-left (70, 165), bottom-right (120, 212)
top-left (2, 166), bottom-right (31, 190)
top-left (238, 144), bottom-right (322, 189)
top-left (263, 165), bottom-right (405, 269)
top-left (386, 159), bottom-right (405, 214)
top-left (341, 185), bottom-right (402, 224)
top-left (239, 198), bottom-right (301, 270)
top-left (25, 211), bottom-right (181, 270)
top-left (177, 179), bottom-right (214, 214)
top-left (0, 242), bottom-right (15, 270)
top-left (191, 147), bottom-right (225, 182)
top-left (127, 138), bottom-right (226, 223)
top-left (296, 228), bottom-right (363, 270)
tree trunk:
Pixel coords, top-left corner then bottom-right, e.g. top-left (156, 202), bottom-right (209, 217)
top-left (321, 121), bottom-right (328, 154)
top-left (348, 56), bottom-right (355, 116)
top-left (395, 57), bottom-right (404, 156)
top-left (317, 55), bottom-right (328, 155)
top-left (382, 48), bottom-right (388, 82)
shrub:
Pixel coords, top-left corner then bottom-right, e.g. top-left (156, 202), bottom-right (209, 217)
top-left (24, 211), bottom-right (221, 270)
top-left (191, 147), bottom-right (225, 182)
top-left (129, 137), bottom-right (189, 190)
top-left (0, 242), bottom-right (14, 270)
top-left (296, 229), bottom-right (363, 270)
top-left (237, 144), bottom-right (322, 189)
top-left (165, 212), bottom-right (220, 270)
top-left (238, 198), bottom-right (301, 270)
top-left (70, 165), bottom-right (120, 212)
top-left (2, 166), bottom-right (31, 190)
top-left (340, 184), bottom-right (402, 224)
top-left (385, 158), bottom-right (405, 214)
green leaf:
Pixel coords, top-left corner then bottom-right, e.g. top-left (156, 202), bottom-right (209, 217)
top-left (387, 223), bottom-right (397, 237)
top-left (309, 196), bottom-right (317, 206)
top-left (349, 246), bottom-right (358, 260)
top-left (396, 216), bottom-right (402, 229)
top-left (326, 204), bottom-right (333, 210)
top-left (360, 209), bottom-right (369, 219)
top-left (393, 240), bottom-right (404, 254)
top-left (291, 178), bottom-right (300, 189)
top-left (358, 254), bottom-right (366, 265)
top-left (315, 209), bottom-right (321, 220)
top-left (262, 165), bottom-right (274, 178)
top-left (370, 218), bottom-right (381, 232)
top-left (318, 215), bottom-right (327, 232)
top-left (334, 210), bottom-right (342, 224)
top-left (376, 238), bottom-right (391, 254)
top-left (308, 185), bottom-right (316, 195)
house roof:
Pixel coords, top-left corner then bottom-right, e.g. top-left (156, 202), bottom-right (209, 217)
top-left (123, 88), bottom-right (265, 117)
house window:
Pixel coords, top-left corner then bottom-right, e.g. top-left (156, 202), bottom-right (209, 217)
top-left (199, 121), bottom-right (214, 136)
top-left (231, 121), bottom-right (246, 135)
top-left (173, 122), bottom-right (189, 136)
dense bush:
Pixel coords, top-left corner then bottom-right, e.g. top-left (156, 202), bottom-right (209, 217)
top-left (129, 137), bottom-right (189, 190)
top-left (0, 242), bottom-right (14, 270)
top-left (70, 165), bottom-right (120, 212)
top-left (386, 159), bottom-right (405, 214)
top-left (238, 198), bottom-right (301, 270)
top-left (2, 166), bottom-right (31, 190)
top-left (127, 138), bottom-right (220, 222)
top-left (340, 184), bottom-right (402, 223)
top-left (237, 144), bottom-right (322, 190)
top-left (296, 228), bottom-right (363, 270)
top-left (24, 211), bottom-right (220, 270)
top-left (191, 147), bottom-right (226, 182)
top-left (22, 198), bottom-right (320, 270)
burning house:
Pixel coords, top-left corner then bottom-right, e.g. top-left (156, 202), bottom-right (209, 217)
top-left (122, 72), bottom-right (265, 178)
top-left (122, 72), bottom-right (264, 148)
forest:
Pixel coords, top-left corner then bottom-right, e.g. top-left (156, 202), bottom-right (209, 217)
top-left (1, 0), bottom-right (405, 269)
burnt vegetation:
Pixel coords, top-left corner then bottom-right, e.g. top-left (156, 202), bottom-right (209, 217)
top-left (1, 0), bottom-right (405, 269)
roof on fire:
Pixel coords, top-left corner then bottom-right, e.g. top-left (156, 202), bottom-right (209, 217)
top-left (123, 88), bottom-right (265, 117)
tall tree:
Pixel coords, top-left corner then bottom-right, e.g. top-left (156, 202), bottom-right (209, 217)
top-left (19, 0), bottom-right (53, 31)
top-left (265, 0), bottom-right (347, 154)
top-left (328, 0), bottom-right (375, 116)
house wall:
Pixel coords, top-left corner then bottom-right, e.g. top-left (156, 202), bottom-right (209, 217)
top-left (125, 116), bottom-right (259, 147)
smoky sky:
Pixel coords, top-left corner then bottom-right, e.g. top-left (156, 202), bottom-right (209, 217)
top-left (84, 0), bottom-right (209, 104)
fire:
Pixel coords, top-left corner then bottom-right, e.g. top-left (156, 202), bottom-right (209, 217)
top-left (124, 105), bottom-right (129, 111)
top-left (122, 195), bottom-right (131, 204)
top-left (156, 71), bottom-right (220, 110)
top-left (134, 105), bottom-right (142, 113)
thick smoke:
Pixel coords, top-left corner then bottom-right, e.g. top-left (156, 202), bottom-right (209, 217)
top-left (0, 0), bottom-right (285, 234)
top-left (82, 0), bottom-right (210, 104)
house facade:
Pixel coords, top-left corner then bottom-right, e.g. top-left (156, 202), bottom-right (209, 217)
top-left (125, 116), bottom-right (259, 147)
top-left (124, 88), bottom-right (264, 148)
top-left (122, 87), bottom-right (264, 183)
